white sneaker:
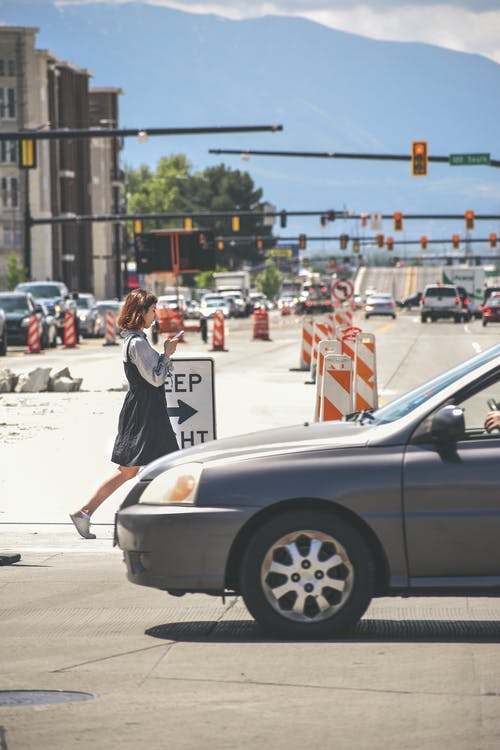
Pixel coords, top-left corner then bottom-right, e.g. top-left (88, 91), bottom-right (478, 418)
top-left (70, 511), bottom-right (96, 539)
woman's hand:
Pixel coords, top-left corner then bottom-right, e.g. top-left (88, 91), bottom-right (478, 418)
top-left (164, 338), bottom-right (178, 357)
top-left (484, 410), bottom-right (500, 433)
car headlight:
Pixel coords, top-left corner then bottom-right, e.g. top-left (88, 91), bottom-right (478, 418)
top-left (21, 316), bottom-right (30, 328)
top-left (138, 462), bottom-right (203, 505)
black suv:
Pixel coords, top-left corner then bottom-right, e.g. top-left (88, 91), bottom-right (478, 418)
top-left (297, 284), bottom-right (333, 314)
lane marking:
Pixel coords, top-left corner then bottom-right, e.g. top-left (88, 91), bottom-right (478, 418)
top-left (472, 341), bottom-right (482, 353)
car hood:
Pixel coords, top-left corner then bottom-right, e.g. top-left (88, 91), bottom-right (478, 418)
top-left (5, 312), bottom-right (29, 321)
top-left (140, 419), bottom-right (374, 479)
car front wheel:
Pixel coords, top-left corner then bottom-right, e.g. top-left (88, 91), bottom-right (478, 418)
top-left (239, 510), bottom-right (374, 639)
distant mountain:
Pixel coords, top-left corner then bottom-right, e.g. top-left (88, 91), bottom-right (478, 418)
top-left (2, 0), bottom-right (500, 248)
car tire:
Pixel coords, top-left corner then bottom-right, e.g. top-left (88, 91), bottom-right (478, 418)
top-left (239, 510), bottom-right (375, 639)
top-left (454, 315), bottom-right (461, 323)
top-left (0, 331), bottom-right (7, 356)
top-left (421, 314), bottom-right (427, 323)
top-left (365, 314), bottom-right (369, 320)
top-left (482, 320), bottom-right (487, 327)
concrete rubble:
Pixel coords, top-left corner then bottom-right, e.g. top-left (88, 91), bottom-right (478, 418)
top-left (0, 366), bottom-right (83, 393)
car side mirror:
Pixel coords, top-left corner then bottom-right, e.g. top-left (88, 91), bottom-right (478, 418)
top-left (430, 405), bottom-right (465, 442)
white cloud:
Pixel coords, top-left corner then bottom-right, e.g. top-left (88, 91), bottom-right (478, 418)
top-left (55, 0), bottom-right (500, 64)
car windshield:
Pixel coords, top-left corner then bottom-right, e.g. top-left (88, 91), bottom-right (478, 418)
top-left (76, 298), bottom-right (92, 309)
top-left (372, 345), bottom-right (500, 424)
top-left (17, 283), bottom-right (64, 298)
top-left (425, 287), bottom-right (456, 297)
top-left (0, 295), bottom-right (29, 313)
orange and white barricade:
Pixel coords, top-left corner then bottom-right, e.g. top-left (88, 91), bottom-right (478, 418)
top-left (340, 325), bottom-right (363, 360)
top-left (354, 333), bottom-right (378, 411)
top-left (320, 354), bottom-right (353, 421)
top-left (103, 310), bottom-right (118, 346)
top-left (299, 317), bottom-right (314, 370)
top-left (314, 339), bottom-right (341, 421)
top-left (310, 318), bottom-right (332, 382)
top-left (253, 308), bottom-right (270, 340)
top-left (63, 310), bottom-right (77, 348)
top-left (27, 313), bottom-right (41, 354)
top-left (211, 309), bottom-right (226, 351)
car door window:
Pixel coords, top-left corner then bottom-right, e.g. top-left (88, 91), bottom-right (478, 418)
top-left (458, 381), bottom-right (500, 436)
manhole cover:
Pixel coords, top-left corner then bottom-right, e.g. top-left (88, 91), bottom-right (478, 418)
top-left (0, 690), bottom-right (98, 707)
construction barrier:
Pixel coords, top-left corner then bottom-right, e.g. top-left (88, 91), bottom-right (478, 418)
top-left (320, 354), bottom-right (353, 421)
top-left (298, 317), bottom-right (314, 370)
top-left (253, 308), bottom-right (270, 340)
top-left (354, 332), bottom-right (378, 411)
top-left (211, 309), bottom-right (226, 351)
top-left (314, 339), bottom-right (341, 421)
top-left (310, 318), bottom-right (332, 382)
top-left (103, 310), bottom-right (118, 346)
top-left (27, 314), bottom-right (41, 354)
top-left (63, 310), bottom-right (77, 348)
top-left (341, 325), bottom-right (363, 360)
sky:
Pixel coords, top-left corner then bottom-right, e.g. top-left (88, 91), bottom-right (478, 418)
top-left (57, 0), bottom-right (500, 65)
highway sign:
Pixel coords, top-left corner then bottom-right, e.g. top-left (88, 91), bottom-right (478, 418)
top-left (449, 153), bottom-right (490, 166)
top-left (165, 357), bottom-right (216, 449)
top-left (332, 278), bottom-right (354, 302)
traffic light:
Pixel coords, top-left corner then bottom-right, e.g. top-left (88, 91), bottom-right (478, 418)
top-left (353, 240), bottom-right (360, 253)
top-left (411, 140), bottom-right (428, 176)
top-left (465, 210), bottom-right (475, 231)
top-left (361, 213), bottom-right (367, 227)
top-left (452, 234), bottom-right (460, 249)
top-left (490, 233), bottom-right (497, 248)
top-left (19, 137), bottom-right (36, 169)
top-left (184, 217), bottom-right (193, 230)
top-left (280, 210), bottom-right (287, 229)
top-left (298, 233), bottom-right (307, 250)
top-left (376, 233), bottom-right (384, 248)
top-left (302, 257), bottom-right (309, 267)
top-left (393, 212), bottom-right (403, 232)
top-left (133, 219), bottom-right (143, 235)
top-left (231, 215), bottom-right (240, 232)
top-left (320, 215), bottom-right (328, 227)
top-left (340, 234), bottom-right (349, 250)
top-left (420, 235), bottom-right (427, 250)
top-left (386, 237), bottom-right (394, 251)
top-left (256, 238), bottom-right (264, 252)
top-left (327, 210), bottom-right (336, 222)
top-left (217, 239), bottom-right (225, 251)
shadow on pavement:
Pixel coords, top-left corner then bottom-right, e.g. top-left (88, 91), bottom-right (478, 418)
top-left (145, 617), bottom-right (500, 644)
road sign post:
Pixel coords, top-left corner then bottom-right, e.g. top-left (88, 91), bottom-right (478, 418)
top-left (164, 357), bottom-right (216, 449)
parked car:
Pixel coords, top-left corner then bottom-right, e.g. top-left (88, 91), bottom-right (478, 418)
top-left (0, 291), bottom-right (48, 348)
top-left (420, 283), bottom-right (462, 323)
top-left (364, 292), bottom-right (396, 319)
top-left (199, 294), bottom-right (231, 319)
top-left (115, 344), bottom-right (500, 638)
top-left (482, 295), bottom-right (500, 326)
top-left (15, 280), bottom-right (75, 342)
top-left (0, 307), bottom-right (7, 356)
top-left (397, 291), bottom-right (422, 310)
top-left (155, 294), bottom-right (186, 333)
top-left (75, 293), bottom-right (103, 337)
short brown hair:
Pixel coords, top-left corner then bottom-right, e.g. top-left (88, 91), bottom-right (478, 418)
top-left (117, 289), bottom-right (157, 330)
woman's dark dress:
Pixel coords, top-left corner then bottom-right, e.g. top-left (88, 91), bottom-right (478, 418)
top-left (111, 334), bottom-right (179, 466)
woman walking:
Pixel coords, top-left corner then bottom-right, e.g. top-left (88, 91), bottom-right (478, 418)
top-left (70, 289), bottom-right (179, 539)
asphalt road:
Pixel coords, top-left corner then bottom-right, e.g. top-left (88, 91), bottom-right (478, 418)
top-left (1, 310), bottom-right (500, 749)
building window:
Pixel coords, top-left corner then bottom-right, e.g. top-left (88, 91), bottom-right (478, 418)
top-left (0, 140), bottom-right (18, 163)
top-left (7, 60), bottom-right (16, 77)
top-left (3, 219), bottom-right (22, 248)
top-left (0, 88), bottom-right (16, 119)
top-left (1, 176), bottom-right (19, 208)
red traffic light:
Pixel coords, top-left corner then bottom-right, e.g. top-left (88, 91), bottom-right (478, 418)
top-left (411, 141), bottom-right (428, 176)
top-left (420, 235), bottom-right (428, 249)
top-left (465, 210), bottom-right (475, 231)
top-left (393, 212), bottom-right (403, 231)
top-left (452, 234), bottom-right (460, 248)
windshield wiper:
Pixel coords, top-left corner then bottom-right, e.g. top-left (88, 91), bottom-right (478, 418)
top-left (345, 409), bottom-right (375, 423)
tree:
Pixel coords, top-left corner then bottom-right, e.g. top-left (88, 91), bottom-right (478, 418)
top-left (6, 253), bottom-right (27, 290)
top-left (255, 260), bottom-right (283, 300)
top-left (125, 157), bottom-right (276, 269)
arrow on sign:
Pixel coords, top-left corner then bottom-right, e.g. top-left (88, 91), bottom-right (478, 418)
top-left (167, 399), bottom-right (198, 425)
